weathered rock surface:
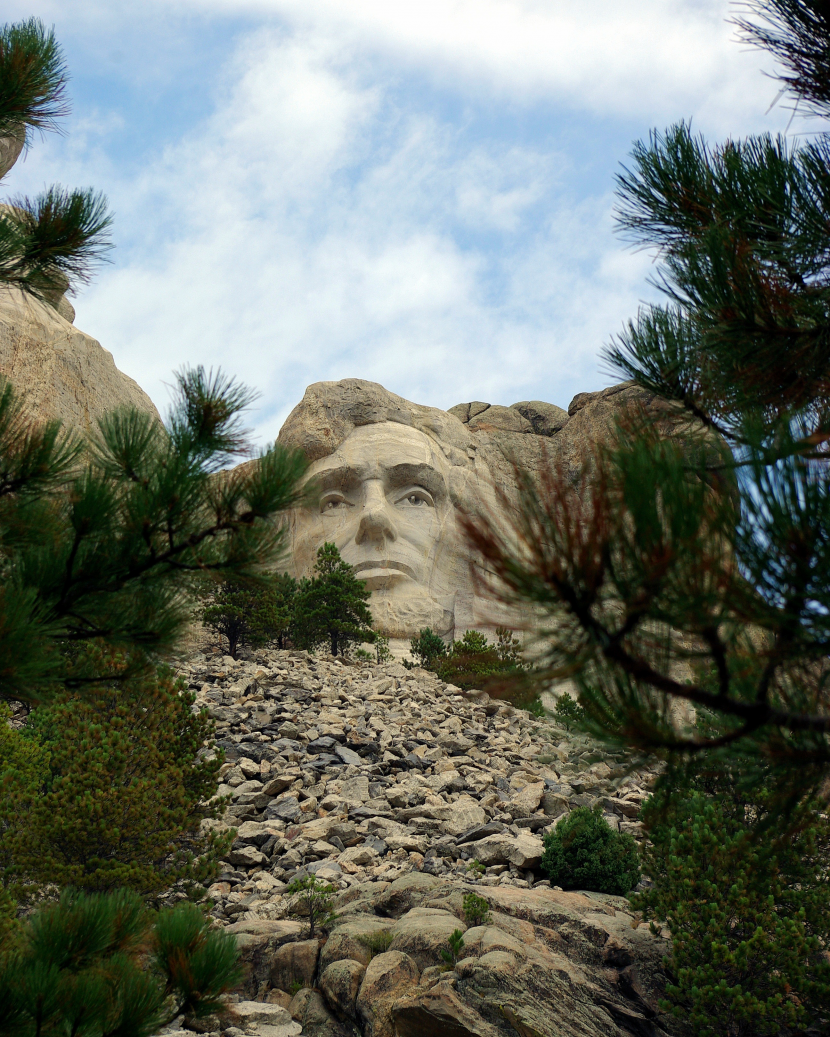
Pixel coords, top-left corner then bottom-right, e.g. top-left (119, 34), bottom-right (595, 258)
top-left (276, 378), bottom-right (687, 651)
top-left (0, 286), bottom-right (160, 433)
top-left (156, 646), bottom-right (667, 1037)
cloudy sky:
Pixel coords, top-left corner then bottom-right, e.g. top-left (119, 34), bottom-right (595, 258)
top-left (1, 0), bottom-right (794, 443)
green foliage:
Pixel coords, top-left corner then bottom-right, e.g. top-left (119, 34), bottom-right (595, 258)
top-left (0, 889), bottom-right (241, 1037)
top-left (0, 647), bottom-right (231, 905)
top-left (0, 366), bottom-right (307, 706)
top-left (457, 3), bottom-right (830, 803)
top-left (553, 691), bottom-right (585, 732)
top-left (439, 929), bottom-right (466, 967)
top-left (201, 573), bottom-right (297, 659)
top-left (292, 543), bottom-right (375, 657)
top-left (462, 893), bottom-right (491, 926)
top-left (0, 18), bottom-right (68, 140)
top-left (356, 929), bottom-right (394, 959)
top-left (407, 627), bottom-right (447, 668)
top-left (285, 876), bottom-right (338, 937)
top-left (633, 772), bottom-right (830, 1036)
top-left (408, 626), bottom-right (528, 693)
top-left (0, 20), bottom-right (113, 302)
top-left (466, 860), bottom-right (485, 877)
top-left (374, 634), bottom-right (391, 664)
top-left (540, 805), bottom-right (640, 896)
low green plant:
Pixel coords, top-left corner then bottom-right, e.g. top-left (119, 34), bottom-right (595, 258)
top-left (287, 980), bottom-right (303, 996)
top-left (201, 574), bottom-right (297, 659)
top-left (633, 771), bottom-right (830, 1036)
top-left (407, 627), bottom-right (533, 707)
top-left (374, 635), bottom-right (391, 664)
top-left (540, 804), bottom-right (639, 896)
top-left (0, 889), bottom-right (241, 1037)
top-left (466, 859), bottom-right (485, 877)
top-left (553, 691), bottom-right (585, 731)
top-left (352, 648), bottom-right (374, 662)
top-left (463, 893), bottom-right (491, 926)
top-left (439, 929), bottom-right (466, 967)
top-left (285, 875), bottom-right (338, 937)
top-left (0, 648), bottom-right (231, 908)
top-left (356, 929), bottom-right (395, 959)
top-left (407, 627), bottom-right (448, 668)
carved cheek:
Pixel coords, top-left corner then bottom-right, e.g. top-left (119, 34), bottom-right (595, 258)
top-left (396, 508), bottom-right (439, 548)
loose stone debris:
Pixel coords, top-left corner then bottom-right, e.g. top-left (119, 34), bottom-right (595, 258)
top-left (157, 647), bottom-right (670, 1037)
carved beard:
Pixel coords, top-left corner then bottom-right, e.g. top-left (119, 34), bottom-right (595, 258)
top-left (369, 590), bottom-right (455, 640)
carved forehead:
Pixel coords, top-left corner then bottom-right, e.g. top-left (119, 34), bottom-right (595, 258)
top-left (307, 422), bottom-right (448, 482)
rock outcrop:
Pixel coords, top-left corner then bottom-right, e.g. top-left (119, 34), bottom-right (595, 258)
top-left (276, 379), bottom-right (686, 651)
top-left (157, 647), bottom-right (668, 1037)
top-left (0, 286), bottom-right (160, 433)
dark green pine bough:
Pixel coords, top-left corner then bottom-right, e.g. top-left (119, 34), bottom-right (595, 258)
top-left (0, 18), bottom-right (310, 1031)
top-left (464, 0), bottom-right (830, 806)
top-left (0, 19), bottom-right (112, 304)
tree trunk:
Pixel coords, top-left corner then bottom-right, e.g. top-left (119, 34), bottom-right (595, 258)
top-left (330, 631), bottom-right (338, 656)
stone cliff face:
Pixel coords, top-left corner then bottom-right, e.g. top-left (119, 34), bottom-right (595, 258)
top-left (0, 286), bottom-right (160, 433)
top-left (276, 378), bottom-right (678, 651)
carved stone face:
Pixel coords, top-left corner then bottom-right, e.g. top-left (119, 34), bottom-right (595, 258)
top-left (291, 422), bottom-right (463, 637)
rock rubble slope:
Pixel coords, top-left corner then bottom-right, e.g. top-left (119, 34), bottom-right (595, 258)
top-left (161, 648), bottom-right (669, 1037)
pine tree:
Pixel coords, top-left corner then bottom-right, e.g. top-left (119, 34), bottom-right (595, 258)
top-left (0, 19), bottom-right (112, 303)
top-left (462, 0), bottom-right (830, 804)
top-left (0, 890), bottom-right (241, 1036)
top-left (201, 573), bottom-right (297, 659)
top-left (293, 543), bottom-right (375, 657)
top-left (0, 366), bottom-right (307, 705)
top-left (0, 648), bottom-right (231, 913)
top-left (634, 767), bottom-right (830, 1035)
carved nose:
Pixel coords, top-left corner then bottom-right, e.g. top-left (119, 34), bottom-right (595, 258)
top-left (356, 488), bottom-right (397, 547)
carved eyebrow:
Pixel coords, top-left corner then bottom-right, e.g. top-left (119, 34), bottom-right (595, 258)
top-left (385, 463), bottom-right (446, 498)
top-left (312, 461), bottom-right (446, 498)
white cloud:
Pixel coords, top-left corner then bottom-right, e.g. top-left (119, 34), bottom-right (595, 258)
top-left (2, 1), bottom-right (794, 444)
top-left (167, 0), bottom-right (785, 132)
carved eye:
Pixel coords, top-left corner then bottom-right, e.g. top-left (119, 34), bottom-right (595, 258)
top-left (321, 497), bottom-right (349, 512)
top-left (398, 489), bottom-right (433, 508)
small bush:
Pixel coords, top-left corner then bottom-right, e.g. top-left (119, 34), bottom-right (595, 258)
top-left (406, 627), bottom-right (540, 711)
top-left (439, 929), bottom-right (465, 967)
top-left (285, 876), bottom-right (337, 937)
top-left (463, 893), bottom-right (491, 926)
top-left (356, 929), bottom-right (395, 959)
top-left (466, 859), bottom-right (485, 877)
top-left (553, 691), bottom-right (585, 731)
top-left (0, 889), bottom-right (240, 1035)
top-left (0, 649), bottom-right (230, 907)
top-left (540, 804), bottom-right (639, 896)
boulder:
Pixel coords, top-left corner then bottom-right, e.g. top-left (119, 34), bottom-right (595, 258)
top-left (290, 988), bottom-right (360, 1037)
top-left (230, 1001), bottom-right (302, 1037)
top-left (355, 951), bottom-right (420, 1037)
top-left (388, 907), bottom-right (467, 970)
top-left (320, 917), bottom-right (396, 971)
top-left (269, 939), bottom-right (322, 991)
top-left (0, 287), bottom-right (159, 434)
top-left (320, 959), bottom-right (365, 1018)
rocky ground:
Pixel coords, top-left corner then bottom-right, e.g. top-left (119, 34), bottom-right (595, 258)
top-left (160, 647), bottom-right (670, 1037)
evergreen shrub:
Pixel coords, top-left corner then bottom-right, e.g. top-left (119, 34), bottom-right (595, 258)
top-left (634, 776), bottom-right (830, 1036)
top-left (0, 647), bottom-right (231, 911)
top-left (0, 889), bottom-right (241, 1037)
top-left (540, 804), bottom-right (639, 895)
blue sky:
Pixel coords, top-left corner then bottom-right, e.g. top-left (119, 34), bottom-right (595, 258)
top-left (0, 0), bottom-right (794, 443)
